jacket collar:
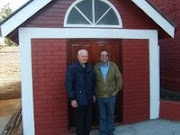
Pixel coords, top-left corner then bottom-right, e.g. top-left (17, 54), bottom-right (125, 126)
top-left (73, 60), bottom-right (92, 72)
top-left (97, 61), bottom-right (112, 69)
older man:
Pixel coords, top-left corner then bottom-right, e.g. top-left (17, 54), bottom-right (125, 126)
top-left (95, 50), bottom-right (123, 135)
top-left (66, 49), bottom-right (96, 135)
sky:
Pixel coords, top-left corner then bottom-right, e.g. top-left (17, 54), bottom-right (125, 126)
top-left (0, 0), bottom-right (28, 11)
top-left (0, 0), bottom-right (28, 42)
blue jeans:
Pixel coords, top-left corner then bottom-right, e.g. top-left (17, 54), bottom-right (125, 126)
top-left (97, 96), bottom-right (116, 135)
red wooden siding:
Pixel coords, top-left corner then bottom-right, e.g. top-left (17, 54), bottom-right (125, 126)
top-left (32, 39), bottom-right (68, 135)
top-left (111, 0), bottom-right (157, 29)
top-left (160, 40), bottom-right (180, 92)
top-left (122, 39), bottom-right (150, 124)
top-left (24, 0), bottom-right (162, 33)
top-left (24, 0), bottom-right (74, 28)
top-left (160, 100), bottom-right (180, 120)
top-left (150, 0), bottom-right (180, 92)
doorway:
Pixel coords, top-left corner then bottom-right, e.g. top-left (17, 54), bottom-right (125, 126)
top-left (67, 39), bottom-right (123, 127)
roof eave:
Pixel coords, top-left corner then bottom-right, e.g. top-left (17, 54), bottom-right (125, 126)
top-left (131, 0), bottom-right (175, 38)
top-left (0, 0), bottom-right (33, 26)
top-left (0, 0), bottom-right (52, 38)
top-left (0, 0), bottom-right (176, 39)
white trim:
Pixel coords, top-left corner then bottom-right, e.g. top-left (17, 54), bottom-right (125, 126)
top-left (19, 28), bottom-right (160, 135)
top-left (149, 36), bottom-right (160, 119)
top-left (63, 0), bottom-right (123, 28)
top-left (19, 30), bottom-right (34, 135)
top-left (63, 24), bottom-right (122, 28)
top-left (96, 7), bottom-right (111, 25)
top-left (100, 0), bottom-right (122, 26)
top-left (131, 0), bottom-right (175, 38)
top-left (74, 6), bottom-right (93, 24)
top-left (0, 0), bottom-right (52, 37)
top-left (63, 0), bottom-right (83, 27)
top-left (92, 0), bottom-right (95, 24)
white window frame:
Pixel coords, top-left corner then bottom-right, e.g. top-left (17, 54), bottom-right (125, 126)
top-left (64, 0), bottom-right (123, 28)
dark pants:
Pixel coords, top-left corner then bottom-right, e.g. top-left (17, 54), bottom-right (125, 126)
top-left (75, 105), bottom-right (92, 135)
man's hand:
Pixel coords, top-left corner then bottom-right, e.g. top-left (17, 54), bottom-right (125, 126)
top-left (93, 95), bottom-right (96, 102)
top-left (71, 100), bottom-right (78, 108)
top-left (112, 92), bottom-right (117, 96)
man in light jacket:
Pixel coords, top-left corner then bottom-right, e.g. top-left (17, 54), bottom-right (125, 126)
top-left (95, 50), bottom-right (123, 135)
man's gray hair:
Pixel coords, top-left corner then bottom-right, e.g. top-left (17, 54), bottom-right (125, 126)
top-left (77, 49), bottom-right (88, 56)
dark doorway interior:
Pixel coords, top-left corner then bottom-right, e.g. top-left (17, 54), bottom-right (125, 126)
top-left (161, 88), bottom-right (180, 101)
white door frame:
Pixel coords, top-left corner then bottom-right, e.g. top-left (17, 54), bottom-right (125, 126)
top-left (19, 28), bottom-right (160, 135)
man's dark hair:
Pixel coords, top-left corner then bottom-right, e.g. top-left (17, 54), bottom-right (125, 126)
top-left (99, 50), bottom-right (109, 56)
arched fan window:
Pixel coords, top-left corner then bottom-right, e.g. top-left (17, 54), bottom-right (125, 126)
top-left (64, 0), bottom-right (123, 28)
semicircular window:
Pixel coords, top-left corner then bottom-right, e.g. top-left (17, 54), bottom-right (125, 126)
top-left (64, 0), bottom-right (123, 28)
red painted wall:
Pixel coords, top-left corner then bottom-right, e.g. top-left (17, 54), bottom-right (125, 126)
top-left (31, 38), bottom-right (150, 131)
top-left (150, 0), bottom-right (180, 92)
top-left (160, 100), bottom-right (180, 120)
top-left (32, 39), bottom-right (68, 135)
top-left (122, 39), bottom-right (150, 124)
top-left (24, 0), bottom-right (159, 31)
top-left (24, 0), bottom-right (73, 28)
top-left (111, 0), bottom-right (157, 29)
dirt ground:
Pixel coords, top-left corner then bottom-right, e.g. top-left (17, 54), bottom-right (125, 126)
top-left (0, 99), bottom-right (20, 133)
top-left (0, 46), bottom-right (21, 134)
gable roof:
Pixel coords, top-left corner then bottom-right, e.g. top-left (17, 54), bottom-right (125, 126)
top-left (132, 0), bottom-right (175, 37)
top-left (0, 0), bottom-right (175, 38)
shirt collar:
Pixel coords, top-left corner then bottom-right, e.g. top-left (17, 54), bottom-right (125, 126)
top-left (100, 61), bottom-right (109, 67)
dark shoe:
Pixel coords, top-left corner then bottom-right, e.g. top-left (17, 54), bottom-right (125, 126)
top-left (109, 132), bottom-right (114, 135)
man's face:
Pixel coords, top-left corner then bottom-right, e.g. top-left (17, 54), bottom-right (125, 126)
top-left (78, 52), bottom-right (88, 64)
top-left (100, 51), bottom-right (109, 63)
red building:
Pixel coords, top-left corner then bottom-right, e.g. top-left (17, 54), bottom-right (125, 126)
top-left (0, 0), bottom-right (176, 135)
top-left (150, 0), bottom-right (180, 120)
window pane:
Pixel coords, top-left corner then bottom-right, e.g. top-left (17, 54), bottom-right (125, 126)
top-left (97, 9), bottom-right (119, 25)
top-left (76, 0), bottom-right (92, 22)
top-left (67, 8), bottom-right (90, 24)
top-left (95, 0), bottom-right (109, 22)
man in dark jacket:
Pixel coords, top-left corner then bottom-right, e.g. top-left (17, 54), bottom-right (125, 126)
top-left (66, 49), bottom-right (96, 135)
